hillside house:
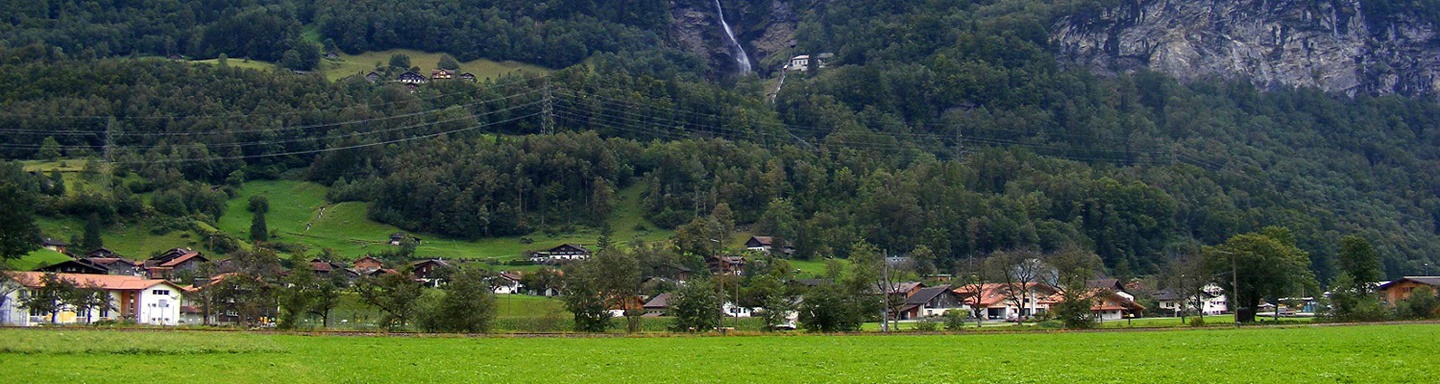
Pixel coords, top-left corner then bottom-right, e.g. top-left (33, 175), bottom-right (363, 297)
top-left (143, 248), bottom-right (208, 281)
top-left (784, 53), bottom-right (834, 72)
top-left (1, 272), bottom-right (185, 326)
top-left (396, 72), bottom-right (428, 85)
top-left (389, 232), bottom-right (421, 246)
top-left (899, 285), bottom-right (968, 319)
top-left (529, 244), bottom-right (591, 264)
top-left (410, 259), bottom-right (453, 286)
top-left (492, 272), bottom-right (523, 295)
top-left (431, 69), bottom-right (454, 80)
top-left (33, 258), bottom-right (109, 275)
top-left (643, 293), bottom-right (672, 316)
top-left (652, 264), bottom-right (693, 281)
top-left (459, 73), bottom-right (477, 82)
top-left (41, 238), bottom-right (68, 254)
top-left (707, 255), bottom-right (746, 276)
top-left (1377, 277), bottom-right (1440, 305)
top-left (365, 72), bottom-right (381, 83)
top-left (353, 256), bottom-right (384, 273)
top-left (744, 236), bottom-right (794, 256)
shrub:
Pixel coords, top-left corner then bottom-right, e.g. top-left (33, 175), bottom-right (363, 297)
top-left (1188, 316), bottom-right (1206, 327)
top-left (912, 317), bottom-right (939, 332)
top-left (942, 310), bottom-right (969, 331)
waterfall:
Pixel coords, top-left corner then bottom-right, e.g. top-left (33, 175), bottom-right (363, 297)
top-left (713, 0), bottom-right (752, 73)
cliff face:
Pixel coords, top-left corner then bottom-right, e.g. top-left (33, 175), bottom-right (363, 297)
top-left (1053, 0), bottom-right (1440, 99)
top-left (670, 0), bottom-right (799, 75)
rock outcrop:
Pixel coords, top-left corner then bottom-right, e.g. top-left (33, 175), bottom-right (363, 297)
top-left (670, 0), bottom-right (799, 75)
top-left (1053, 0), bottom-right (1440, 99)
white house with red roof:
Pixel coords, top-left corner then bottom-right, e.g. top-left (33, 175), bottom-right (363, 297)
top-left (1, 272), bottom-right (185, 326)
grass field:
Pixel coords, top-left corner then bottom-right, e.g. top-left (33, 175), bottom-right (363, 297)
top-left (2, 324), bottom-right (1436, 382)
top-left (318, 49), bottom-right (548, 82)
top-left (216, 180), bottom-right (676, 263)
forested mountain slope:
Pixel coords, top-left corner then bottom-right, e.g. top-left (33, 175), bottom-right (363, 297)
top-left (1, 0), bottom-right (1438, 282)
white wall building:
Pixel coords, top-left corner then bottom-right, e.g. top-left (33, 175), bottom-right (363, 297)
top-left (1, 272), bottom-right (184, 326)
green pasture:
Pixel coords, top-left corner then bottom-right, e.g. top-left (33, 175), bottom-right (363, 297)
top-left (319, 49), bottom-right (549, 82)
top-left (3, 324), bottom-right (1436, 383)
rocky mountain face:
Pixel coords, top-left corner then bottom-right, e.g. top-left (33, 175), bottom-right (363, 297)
top-left (1053, 0), bottom-right (1440, 100)
top-left (670, 0), bottom-right (800, 75)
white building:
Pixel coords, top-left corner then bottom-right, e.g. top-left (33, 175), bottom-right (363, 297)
top-left (1, 272), bottom-right (185, 326)
top-left (1156, 284), bottom-right (1229, 316)
top-left (492, 272), bottom-right (523, 295)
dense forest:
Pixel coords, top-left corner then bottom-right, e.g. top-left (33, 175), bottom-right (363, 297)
top-left (2, 0), bottom-right (1439, 283)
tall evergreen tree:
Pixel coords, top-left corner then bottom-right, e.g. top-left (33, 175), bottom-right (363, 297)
top-left (82, 213), bottom-right (104, 251)
top-left (251, 211), bottom-right (269, 242)
top-left (0, 162), bottom-right (41, 261)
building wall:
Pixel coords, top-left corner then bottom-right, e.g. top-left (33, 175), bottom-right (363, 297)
top-left (1381, 281), bottom-right (1438, 305)
top-left (134, 285), bottom-right (182, 325)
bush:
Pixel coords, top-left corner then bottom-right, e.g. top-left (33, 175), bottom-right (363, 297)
top-left (942, 310), bottom-right (969, 331)
top-left (912, 317), bottom-right (939, 332)
top-left (1188, 316), bottom-right (1206, 327)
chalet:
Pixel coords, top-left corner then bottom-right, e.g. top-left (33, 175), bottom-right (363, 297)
top-left (492, 272), bottom-right (523, 295)
top-left (33, 258), bottom-right (109, 275)
top-left (954, 282), bottom-right (1061, 320)
top-left (353, 256), bottom-right (385, 273)
top-left (529, 244), bottom-right (591, 264)
top-left (744, 236), bottom-right (794, 256)
top-left (1087, 278), bottom-right (1127, 293)
top-left (2, 272), bottom-right (185, 326)
top-left (1087, 290), bottom-right (1146, 321)
top-left (1377, 277), bottom-right (1440, 306)
top-left (643, 293), bottom-right (673, 316)
top-left (786, 55), bottom-right (811, 71)
top-left (308, 259), bottom-right (359, 282)
top-left (722, 301), bottom-right (755, 318)
top-left (652, 264), bottom-right (693, 281)
top-left (389, 232), bottom-right (421, 246)
top-left (458, 73), bottom-right (477, 82)
top-left (871, 281), bottom-right (927, 297)
top-left (431, 69), bottom-right (454, 80)
top-left (41, 238), bottom-right (68, 254)
top-left (607, 296), bottom-right (646, 318)
top-left (143, 248), bottom-right (208, 281)
top-left (86, 257), bottom-right (142, 276)
top-left (324, 52), bottom-right (340, 60)
top-left (707, 255), bottom-right (746, 276)
top-left (86, 248), bottom-right (121, 258)
top-left (899, 285), bottom-right (968, 319)
top-left (364, 72), bottom-right (382, 83)
top-left (410, 259), bottom-right (452, 286)
top-left (1155, 284), bottom-right (1228, 316)
top-left (396, 71), bottom-right (428, 85)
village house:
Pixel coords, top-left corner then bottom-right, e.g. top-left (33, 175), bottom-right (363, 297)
top-left (707, 255), bottom-right (746, 276)
top-left (1377, 277), bottom-right (1440, 305)
top-left (409, 259), bottom-right (453, 287)
top-left (784, 52), bottom-right (834, 72)
top-left (458, 72), bottom-right (477, 82)
top-left (364, 71), bottom-right (381, 83)
top-left (431, 69), bottom-right (454, 80)
top-left (898, 285), bottom-right (968, 320)
top-left (492, 272), bottom-right (523, 295)
top-left (396, 72), bottom-right (428, 85)
top-left (33, 258), bottom-right (109, 275)
top-left (529, 244), bottom-right (591, 264)
top-left (353, 255), bottom-right (385, 273)
top-left (1, 272), bottom-right (185, 326)
top-left (744, 235), bottom-right (794, 256)
top-left (954, 282), bottom-right (1061, 320)
top-left (389, 232), bottom-right (421, 246)
top-left (143, 248), bottom-right (208, 281)
top-left (1087, 290), bottom-right (1146, 321)
top-left (642, 293), bottom-right (672, 316)
top-left (1155, 284), bottom-right (1229, 316)
top-left (41, 238), bottom-right (68, 254)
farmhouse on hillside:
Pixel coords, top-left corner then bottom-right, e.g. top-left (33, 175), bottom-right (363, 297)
top-left (143, 248), bottom-right (208, 281)
top-left (40, 238), bottom-right (68, 254)
top-left (492, 272), bottom-right (523, 295)
top-left (353, 255), bottom-right (385, 273)
top-left (529, 244), bottom-right (591, 264)
top-left (1, 272), bottom-right (185, 326)
top-left (396, 72), bottom-right (429, 85)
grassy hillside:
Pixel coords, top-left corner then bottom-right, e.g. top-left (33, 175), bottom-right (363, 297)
top-left (218, 180), bottom-right (674, 263)
top-left (9, 249), bottom-right (71, 270)
top-left (319, 49), bottom-right (549, 82)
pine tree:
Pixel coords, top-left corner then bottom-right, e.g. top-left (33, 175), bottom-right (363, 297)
top-left (82, 213), bottom-right (104, 251)
top-left (251, 211), bottom-right (269, 242)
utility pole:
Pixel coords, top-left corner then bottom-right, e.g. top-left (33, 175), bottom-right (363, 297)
top-left (541, 79), bottom-right (555, 135)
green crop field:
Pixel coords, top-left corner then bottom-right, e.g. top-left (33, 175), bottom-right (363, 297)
top-left (319, 49), bottom-right (549, 82)
top-left (2, 324), bottom-right (1436, 383)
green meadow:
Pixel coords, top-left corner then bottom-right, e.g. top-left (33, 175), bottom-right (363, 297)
top-left (2, 324), bottom-right (1436, 383)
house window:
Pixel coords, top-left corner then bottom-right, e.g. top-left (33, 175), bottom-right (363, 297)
top-left (152, 289), bottom-right (171, 296)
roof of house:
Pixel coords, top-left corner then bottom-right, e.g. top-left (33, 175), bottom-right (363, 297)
top-left (354, 255), bottom-right (384, 265)
top-left (643, 292), bottom-right (673, 309)
top-left (499, 271), bottom-right (523, 282)
top-left (41, 238), bottom-right (68, 246)
top-left (33, 258), bottom-right (109, 274)
top-left (749, 236), bottom-right (774, 246)
top-left (549, 244), bottom-right (589, 252)
top-left (85, 248), bottom-right (120, 258)
top-left (7, 272), bottom-right (178, 291)
top-left (1378, 276), bottom-right (1440, 291)
top-left (1087, 278), bottom-right (1123, 291)
top-left (159, 251), bottom-right (204, 268)
top-left (953, 283), bottom-right (1060, 307)
top-left (871, 281), bottom-right (925, 295)
top-left (905, 285), bottom-right (955, 305)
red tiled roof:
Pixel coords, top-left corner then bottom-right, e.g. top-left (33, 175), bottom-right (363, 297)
top-left (159, 251), bottom-right (203, 267)
top-left (7, 272), bottom-right (178, 291)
